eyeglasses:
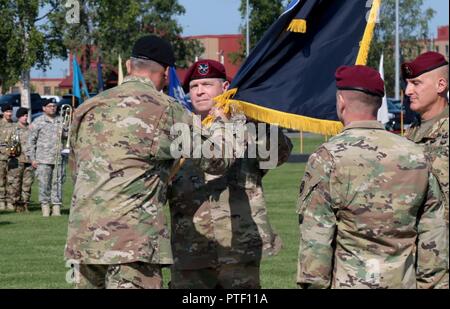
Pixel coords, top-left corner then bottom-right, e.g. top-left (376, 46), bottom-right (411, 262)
top-left (46, 105), bottom-right (57, 108)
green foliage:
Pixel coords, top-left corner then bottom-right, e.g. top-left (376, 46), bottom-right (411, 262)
top-left (53, 0), bottom-right (204, 89)
top-left (367, 0), bottom-right (435, 97)
top-left (0, 0), bottom-right (66, 92)
top-left (230, 0), bottom-right (287, 64)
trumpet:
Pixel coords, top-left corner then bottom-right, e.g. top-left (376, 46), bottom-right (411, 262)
top-left (59, 105), bottom-right (73, 155)
top-left (54, 104), bottom-right (73, 203)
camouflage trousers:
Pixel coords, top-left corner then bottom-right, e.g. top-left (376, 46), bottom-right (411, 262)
top-left (36, 163), bottom-right (63, 206)
top-left (170, 262), bottom-right (261, 289)
top-left (73, 263), bottom-right (163, 289)
top-left (6, 160), bottom-right (34, 206)
top-left (0, 159), bottom-right (17, 205)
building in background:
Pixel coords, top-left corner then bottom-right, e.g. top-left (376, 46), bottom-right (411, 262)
top-left (434, 26), bottom-right (449, 59)
top-left (177, 34), bottom-right (243, 82)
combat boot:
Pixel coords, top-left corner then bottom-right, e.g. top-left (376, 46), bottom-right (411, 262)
top-left (52, 205), bottom-right (61, 217)
top-left (42, 204), bottom-right (51, 217)
top-left (0, 201), bottom-right (6, 211)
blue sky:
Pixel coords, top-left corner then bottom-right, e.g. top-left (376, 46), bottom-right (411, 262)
top-left (32, 0), bottom-right (449, 78)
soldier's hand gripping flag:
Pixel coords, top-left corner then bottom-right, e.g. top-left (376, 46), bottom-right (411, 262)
top-left (207, 0), bottom-right (381, 136)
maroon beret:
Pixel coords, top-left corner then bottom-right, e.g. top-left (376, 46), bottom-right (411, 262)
top-left (335, 65), bottom-right (385, 97)
top-left (183, 59), bottom-right (227, 92)
top-left (402, 52), bottom-right (448, 79)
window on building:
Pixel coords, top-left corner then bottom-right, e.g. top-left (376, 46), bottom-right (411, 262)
top-left (44, 86), bottom-right (51, 95)
top-left (446, 45), bottom-right (449, 58)
top-left (435, 46), bottom-right (440, 53)
top-left (11, 87), bottom-right (20, 93)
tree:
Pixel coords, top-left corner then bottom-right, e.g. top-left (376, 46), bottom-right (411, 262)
top-left (0, 0), bottom-right (66, 104)
top-left (53, 0), bottom-right (204, 90)
top-left (367, 0), bottom-right (435, 97)
top-left (231, 0), bottom-right (287, 64)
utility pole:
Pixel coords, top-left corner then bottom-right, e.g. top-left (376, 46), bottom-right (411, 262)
top-left (395, 0), bottom-right (400, 100)
top-left (246, 0), bottom-right (250, 57)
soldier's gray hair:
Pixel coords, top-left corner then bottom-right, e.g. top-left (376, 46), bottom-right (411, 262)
top-left (130, 57), bottom-right (165, 73)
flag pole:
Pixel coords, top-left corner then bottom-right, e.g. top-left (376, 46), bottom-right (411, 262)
top-left (246, 0), bottom-right (250, 57)
top-left (72, 52), bottom-right (75, 108)
top-left (395, 0), bottom-right (400, 100)
top-left (300, 131), bottom-right (304, 154)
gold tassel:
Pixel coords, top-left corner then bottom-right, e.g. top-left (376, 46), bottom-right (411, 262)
top-left (203, 87), bottom-right (343, 135)
top-left (202, 88), bottom-right (238, 126)
top-left (287, 19), bottom-right (307, 33)
top-left (232, 99), bottom-right (343, 136)
top-left (356, 0), bottom-right (381, 65)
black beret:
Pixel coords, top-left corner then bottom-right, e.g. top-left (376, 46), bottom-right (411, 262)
top-left (131, 35), bottom-right (175, 67)
top-left (1, 104), bottom-right (13, 113)
top-left (42, 98), bottom-right (57, 106)
top-left (16, 107), bottom-right (29, 119)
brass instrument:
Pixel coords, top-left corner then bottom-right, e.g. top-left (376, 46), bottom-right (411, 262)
top-left (6, 128), bottom-right (21, 158)
top-left (54, 105), bottom-right (73, 199)
top-left (60, 105), bottom-right (73, 155)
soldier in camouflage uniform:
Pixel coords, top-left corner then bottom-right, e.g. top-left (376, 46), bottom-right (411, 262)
top-left (297, 65), bottom-right (448, 289)
top-left (28, 100), bottom-right (65, 217)
top-left (65, 36), bottom-right (235, 289)
top-left (168, 60), bottom-right (292, 289)
top-left (0, 104), bottom-right (16, 211)
top-left (8, 108), bottom-right (34, 212)
top-left (403, 52), bottom-right (449, 229)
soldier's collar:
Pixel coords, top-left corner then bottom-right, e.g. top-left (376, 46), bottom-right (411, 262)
top-left (123, 76), bottom-right (157, 89)
top-left (343, 120), bottom-right (385, 131)
top-left (421, 104), bottom-right (449, 125)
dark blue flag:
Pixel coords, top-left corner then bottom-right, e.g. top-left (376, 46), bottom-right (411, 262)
top-left (211, 0), bottom-right (381, 135)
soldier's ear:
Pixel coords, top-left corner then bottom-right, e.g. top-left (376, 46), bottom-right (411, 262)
top-left (222, 80), bottom-right (230, 92)
top-left (337, 93), bottom-right (345, 114)
top-left (437, 76), bottom-right (448, 95)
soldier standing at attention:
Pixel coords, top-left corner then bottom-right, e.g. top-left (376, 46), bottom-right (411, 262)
top-left (403, 52), bottom-right (449, 228)
top-left (0, 104), bottom-right (16, 211)
top-left (296, 65), bottom-right (448, 289)
top-left (168, 60), bottom-right (292, 289)
top-left (9, 108), bottom-right (34, 212)
top-left (65, 36), bottom-right (234, 289)
top-left (28, 100), bottom-right (64, 217)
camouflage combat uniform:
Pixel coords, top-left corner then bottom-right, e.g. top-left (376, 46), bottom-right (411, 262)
top-left (0, 117), bottom-right (15, 210)
top-left (169, 120), bottom-right (293, 289)
top-left (65, 76), bottom-right (234, 289)
top-left (27, 114), bottom-right (65, 208)
top-left (8, 122), bottom-right (34, 212)
top-left (405, 105), bottom-right (449, 227)
top-left (297, 121), bottom-right (448, 289)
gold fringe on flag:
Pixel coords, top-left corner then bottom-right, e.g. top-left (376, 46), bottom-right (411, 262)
top-left (287, 19), bottom-right (307, 33)
top-left (208, 88), bottom-right (344, 136)
top-left (356, 0), bottom-right (381, 65)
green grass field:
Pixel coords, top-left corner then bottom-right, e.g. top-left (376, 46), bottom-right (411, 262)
top-left (0, 134), bottom-right (323, 289)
